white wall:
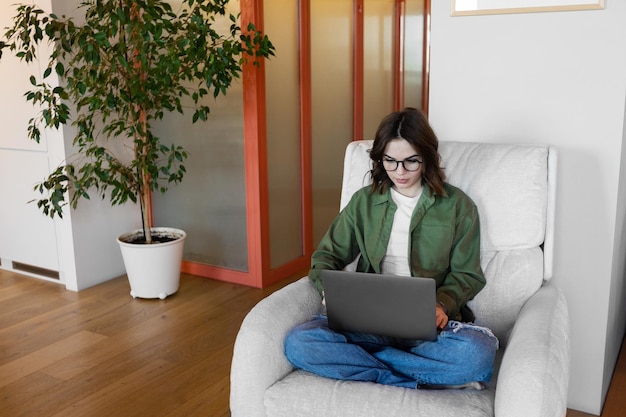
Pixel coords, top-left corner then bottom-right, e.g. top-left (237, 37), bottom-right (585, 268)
top-left (0, 0), bottom-right (139, 291)
top-left (429, 1), bottom-right (626, 414)
top-left (0, 0), bottom-right (64, 283)
top-left (49, 0), bottom-right (140, 291)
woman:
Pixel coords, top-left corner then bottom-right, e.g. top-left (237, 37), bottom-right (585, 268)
top-left (285, 108), bottom-right (498, 389)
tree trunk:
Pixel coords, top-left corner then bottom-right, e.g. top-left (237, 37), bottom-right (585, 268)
top-left (141, 176), bottom-right (152, 244)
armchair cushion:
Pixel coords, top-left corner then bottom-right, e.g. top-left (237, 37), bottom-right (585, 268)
top-left (341, 141), bottom-right (550, 252)
top-left (471, 248), bottom-right (544, 342)
top-left (265, 368), bottom-right (497, 417)
top-left (439, 142), bottom-right (549, 252)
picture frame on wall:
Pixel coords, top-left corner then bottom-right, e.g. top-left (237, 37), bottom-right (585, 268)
top-left (451, 0), bottom-right (605, 16)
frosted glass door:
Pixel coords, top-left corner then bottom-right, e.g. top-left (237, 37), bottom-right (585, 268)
top-left (265, 0), bottom-right (304, 269)
top-left (311, 0), bottom-right (354, 245)
top-left (363, 0), bottom-right (395, 139)
top-left (151, 0), bottom-right (248, 272)
top-left (403, 0), bottom-right (427, 110)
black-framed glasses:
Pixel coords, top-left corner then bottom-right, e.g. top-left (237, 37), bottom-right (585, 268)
top-left (381, 155), bottom-right (423, 172)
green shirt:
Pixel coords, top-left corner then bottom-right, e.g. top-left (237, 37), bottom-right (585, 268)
top-left (309, 182), bottom-right (485, 321)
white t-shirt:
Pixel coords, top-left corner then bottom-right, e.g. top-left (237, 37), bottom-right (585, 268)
top-left (381, 187), bottom-right (423, 276)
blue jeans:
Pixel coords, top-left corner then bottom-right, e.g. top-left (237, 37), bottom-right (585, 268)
top-left (285, 315), bottom-right (498, 388)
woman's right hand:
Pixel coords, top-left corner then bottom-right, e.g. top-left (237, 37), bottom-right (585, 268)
top-left (435, 303), bottom-right (448, 329)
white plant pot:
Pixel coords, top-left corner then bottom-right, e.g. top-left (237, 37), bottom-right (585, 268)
top-left (117, 227), bottom-right (187, 300)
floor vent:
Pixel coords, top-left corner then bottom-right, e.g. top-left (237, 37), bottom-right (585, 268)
top-left (11, 262), bottom-right (60, 280)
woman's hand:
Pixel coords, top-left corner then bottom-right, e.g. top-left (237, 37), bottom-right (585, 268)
top-left (435, 303), bottom-right (449, 329)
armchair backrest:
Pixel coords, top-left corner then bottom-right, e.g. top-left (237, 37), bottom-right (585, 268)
top-left (340, 140), bottom-right (557, 340)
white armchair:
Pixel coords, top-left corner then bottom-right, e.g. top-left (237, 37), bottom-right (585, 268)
top-left (230, 140), bottom-right (569, 417)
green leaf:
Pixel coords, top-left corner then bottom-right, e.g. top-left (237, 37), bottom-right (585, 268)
top-left (55, 62), bottom-right (64, 76)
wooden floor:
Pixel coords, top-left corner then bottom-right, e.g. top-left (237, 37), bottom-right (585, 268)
top-left (0, 268), bottom-right (623, 417)
top-left (0, 268), bottom-right (301, 417)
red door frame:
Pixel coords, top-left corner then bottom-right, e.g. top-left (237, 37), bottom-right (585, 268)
top-left (422, 0), bottom-right (431, 115)
top-left (394, 0), bottom-right (405, 111)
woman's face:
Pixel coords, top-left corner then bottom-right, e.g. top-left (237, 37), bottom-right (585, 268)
top-left (383, 138), bottom-right (423, 197)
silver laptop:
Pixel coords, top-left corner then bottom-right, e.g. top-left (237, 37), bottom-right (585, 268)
top-left (322, 270), bottom-right (437, 341)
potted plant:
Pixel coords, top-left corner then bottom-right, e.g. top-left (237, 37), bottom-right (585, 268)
top-left (0, 0), bottom-right (274, 298)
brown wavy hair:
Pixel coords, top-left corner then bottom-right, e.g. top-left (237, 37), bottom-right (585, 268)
top-left (369, 108), bottom-right (446, 195)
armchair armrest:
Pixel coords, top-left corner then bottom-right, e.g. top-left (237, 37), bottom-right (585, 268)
top-left (495, 283), bottom-right (570, 417)
top-left (230, 277), bottom-right (323, 417)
